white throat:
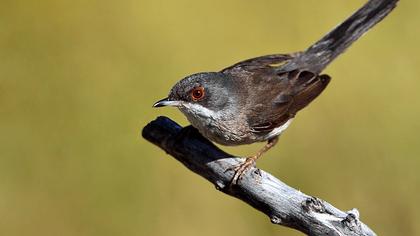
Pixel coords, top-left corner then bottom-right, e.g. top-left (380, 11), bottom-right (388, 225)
top-left (178, 102), bottom-right (222, 133)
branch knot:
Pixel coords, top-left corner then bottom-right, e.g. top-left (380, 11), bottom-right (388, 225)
top-left (302, 197), bottom-right (326, 213)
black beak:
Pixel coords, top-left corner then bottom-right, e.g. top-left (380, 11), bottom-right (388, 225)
top-left (153, 98), bottom-right (181, 108)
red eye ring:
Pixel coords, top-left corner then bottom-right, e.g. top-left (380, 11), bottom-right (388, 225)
top-left (191, 86), bottom-right (205, 101)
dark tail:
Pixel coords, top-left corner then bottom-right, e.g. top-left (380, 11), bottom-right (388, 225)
top-left (282, 0), bottom-right (398, 74)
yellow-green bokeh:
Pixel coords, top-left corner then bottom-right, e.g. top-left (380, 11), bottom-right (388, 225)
top-left (1, 0), bottom-right (419, 235)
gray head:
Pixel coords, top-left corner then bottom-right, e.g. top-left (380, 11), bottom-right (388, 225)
top-left (154, 72), bottom-right (233, 109)
top-left (153, 72), bottom-right (238, 129)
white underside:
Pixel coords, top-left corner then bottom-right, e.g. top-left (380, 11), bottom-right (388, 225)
top-left (263, 118), bottom-right (293, 140)
top-left (178, 102), bottom-right (294, 144)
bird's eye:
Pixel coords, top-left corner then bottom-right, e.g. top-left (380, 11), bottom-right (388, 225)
top-left (191, 86), bottom-right (205, 101)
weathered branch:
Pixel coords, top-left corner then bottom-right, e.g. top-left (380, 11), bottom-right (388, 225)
top-left (142, 116), bottom-right (376, 236)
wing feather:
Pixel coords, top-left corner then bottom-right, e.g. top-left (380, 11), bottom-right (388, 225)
top-left (221, 55), bottom-right (330, 135)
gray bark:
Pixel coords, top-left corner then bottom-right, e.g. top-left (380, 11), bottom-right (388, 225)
top-left (142, 116), bottom-right (376, 236)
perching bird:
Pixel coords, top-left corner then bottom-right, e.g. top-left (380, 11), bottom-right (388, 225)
top-left (153, 0), bottom-right (398, 184)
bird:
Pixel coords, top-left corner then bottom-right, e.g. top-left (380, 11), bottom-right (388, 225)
top-left (153, 0), bottom-right (398, 185)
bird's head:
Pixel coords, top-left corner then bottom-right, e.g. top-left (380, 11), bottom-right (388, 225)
top-left (153, 72), bottom-right (236, 123)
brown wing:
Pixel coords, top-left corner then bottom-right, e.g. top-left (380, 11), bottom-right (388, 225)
top-left (221, 54), bottom-right (330, 135)
top-left (249, 71), bottom-right (330, 134)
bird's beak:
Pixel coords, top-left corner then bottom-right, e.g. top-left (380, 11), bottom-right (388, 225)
top-left (153, 97), bottom-right (181, 108)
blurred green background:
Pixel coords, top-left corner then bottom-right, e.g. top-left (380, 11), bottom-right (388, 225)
top-left (1, 0), bottom-right (419, 235)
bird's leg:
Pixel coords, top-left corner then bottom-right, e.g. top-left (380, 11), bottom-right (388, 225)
top-left (229, 137), bottom-right (279, 186)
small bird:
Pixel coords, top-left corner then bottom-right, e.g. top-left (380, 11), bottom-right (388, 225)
top-left (153, 0), bottom-right (398, 184)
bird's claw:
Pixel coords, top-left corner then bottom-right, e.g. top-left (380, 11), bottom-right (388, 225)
top-left (226, 157), bottom-right (256, 186)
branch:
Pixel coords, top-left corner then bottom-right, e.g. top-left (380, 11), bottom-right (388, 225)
top-left (142, 116), bottom-right (376, 236)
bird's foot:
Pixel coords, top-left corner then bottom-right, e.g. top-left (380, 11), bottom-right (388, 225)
top-left (227, 157), bottom-right (257, 186)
